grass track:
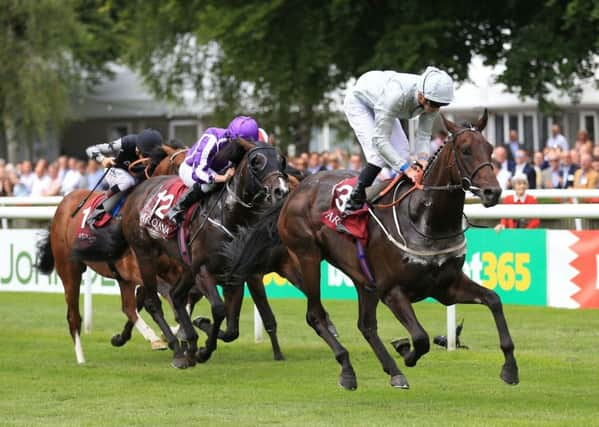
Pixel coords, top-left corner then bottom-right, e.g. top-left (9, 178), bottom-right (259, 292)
top-left (0, 292), bottom-right (598, 426)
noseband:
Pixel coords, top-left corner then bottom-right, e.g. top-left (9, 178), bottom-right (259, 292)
top-left (231, 145), bottom-right (285, 207)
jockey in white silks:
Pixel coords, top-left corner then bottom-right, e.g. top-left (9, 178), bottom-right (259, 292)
top-left (342, 66), bottom-right (454, 214)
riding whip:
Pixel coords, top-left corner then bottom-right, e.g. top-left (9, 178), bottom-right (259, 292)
top-left (70, 166), bottom-right (112, 218)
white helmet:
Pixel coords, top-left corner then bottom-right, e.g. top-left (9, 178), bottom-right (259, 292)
top-left (418, 66), bottom-right (454, 105)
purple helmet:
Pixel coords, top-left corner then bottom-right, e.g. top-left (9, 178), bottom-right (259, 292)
top-left (227, 116), bottom-right (259, 141)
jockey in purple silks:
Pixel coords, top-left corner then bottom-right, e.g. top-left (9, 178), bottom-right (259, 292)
top-left (166, 115), bottom-right (260, 225)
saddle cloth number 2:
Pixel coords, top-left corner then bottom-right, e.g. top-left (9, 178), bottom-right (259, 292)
top-left (150, 189), bottom-right (175, 219)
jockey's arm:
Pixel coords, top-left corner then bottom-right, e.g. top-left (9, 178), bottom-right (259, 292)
top-left (85, 138), bottom-right (124, 163)
top-left (415, 112), bottom-right (436, 162)
top-left (371, 109), bottom-right (410, 174)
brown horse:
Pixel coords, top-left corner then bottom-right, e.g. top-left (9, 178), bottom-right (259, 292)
top-left (34, 141), bottom-right (189, 363)
top-left (120, 138), bottom-right (289, 368)
top-left (225, 110), bottom-right (519, 390)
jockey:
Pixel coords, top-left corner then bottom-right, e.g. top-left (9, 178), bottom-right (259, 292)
top-left (342, 66), bottom-right (454, 214)
top-left (85, 128), bottom-right (163, 223)
top-left (166, 115), bottom-right (260, 225)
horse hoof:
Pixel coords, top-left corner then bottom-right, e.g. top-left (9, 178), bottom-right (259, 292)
top-left (391, 338), bottom-right (411, 358)
top-left (110, 334), bottom-right (126, 347)
top-left (196, 348), bottom-right (212, 364)
top-left (171, 356), bottom-right (189, 370)
top-left (192, 317), bottom-right (212, 333)
top-left (390, 374), bottom-right (410, 389)
top-left (500, 362), bottom-right (520, 385)
top-left (338, 374), bottom-right (357, 391)
top-left (273, 353), bottom-right (285, 361)
top-left (151, 340), bottom-right (168, 351)
top-left (220, 331), bottom-right (239, 343)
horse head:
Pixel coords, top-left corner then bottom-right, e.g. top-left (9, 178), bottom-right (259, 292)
top-left (226, 138), bottom-right (289, 208)
top-left (428, 109), bottom-right (500, 207)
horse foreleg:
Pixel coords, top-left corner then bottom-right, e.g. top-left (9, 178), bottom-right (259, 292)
top-left (247, 274), bottom-right (284, 360)
top-left (136, 257), bottom-right (187, 369)
top-left (169, 270), bottom-right (198, 367)
top-left (436, 274), bottom-right (519, 385)
top-left (220, 285), bottom-right (242, 342)
top-left (355, 285), bottom-right (408, 388)
top-left (196, 270), bottom-right (226, 363)
top-left (383, 286), bottom-right (430, 368)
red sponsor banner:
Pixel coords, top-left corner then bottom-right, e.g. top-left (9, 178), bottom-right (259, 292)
top-left (569, 231), bottom-right (599, 308)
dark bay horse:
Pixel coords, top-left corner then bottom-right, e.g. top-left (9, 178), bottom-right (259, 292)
top-left (34, 141), bottom-right (189, 363)
top-left (226, 110), bottom-right (519, 390)
top-left (120, 138), bottom-right (289, 368)
top-left (126, 141), bottom-right (289, 361)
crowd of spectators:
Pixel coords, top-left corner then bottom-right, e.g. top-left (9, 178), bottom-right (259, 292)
top-left (492, 124), bottom-right (599, 191)
top-left (3, 123), bottom-right (598, 199)
top-left (0, 155), bottom-right (107, 197)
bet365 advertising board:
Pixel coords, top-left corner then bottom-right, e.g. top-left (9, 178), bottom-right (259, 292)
top-left (1, 229), bottom-right (597, 308)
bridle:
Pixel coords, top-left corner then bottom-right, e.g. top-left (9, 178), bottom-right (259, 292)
top-left (228, 145), bottom-right (286, 208)
top-left (423, 127), bottom-right (493, 194)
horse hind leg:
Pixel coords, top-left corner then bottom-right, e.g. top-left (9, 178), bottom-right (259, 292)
top-left (355, 285), bottom-right (409, 389)
top-left (297, 251), bottom-right (357, 390)
top-left (383, 286), bottom-right (430, 368)
top-left (55, 259), bottom-right (86, 364)
top-left (436, 274), bottom-right (519, 385)
top-left (247, 274), bottom-right (284, 361)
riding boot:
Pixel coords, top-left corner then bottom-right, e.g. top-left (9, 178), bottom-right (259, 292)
top-left (343, 163), bottom-right (382, 214)
top-left (166, 183), bottom-right (203, 225)
top-left (87, 186), bottom-right (120, 225)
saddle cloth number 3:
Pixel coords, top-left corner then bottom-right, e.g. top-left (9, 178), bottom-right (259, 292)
top-left (335, 184), bottom-right (353, 212)
top-left (150, 189), bottom-right (175, 219)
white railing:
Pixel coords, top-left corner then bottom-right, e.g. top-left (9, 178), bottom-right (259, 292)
top-left (1, 193), bottom-right (598, 349)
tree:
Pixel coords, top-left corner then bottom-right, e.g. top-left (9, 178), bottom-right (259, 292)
top-left (0, 0), bottom-right (120, 162)
top-left (120, 0), bottom-right (599, 153)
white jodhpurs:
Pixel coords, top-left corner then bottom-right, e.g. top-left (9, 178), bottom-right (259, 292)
top-left (178, 162), bottom-right (215, 192)
top-left (343, 93), bottom-right (410, 168)
top-left (106, 168), bottom-right (136, 192)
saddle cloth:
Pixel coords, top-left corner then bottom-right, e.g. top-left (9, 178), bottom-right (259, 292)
top-left (321, 177), bottom-right (369, 245)
top-left (75, 193), bottom-right (107, 244)
top-left (140, 177), bottom-right (188, 239)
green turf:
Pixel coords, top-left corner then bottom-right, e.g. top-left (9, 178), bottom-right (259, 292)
top-left (0, 292), bottom-right (598, 427)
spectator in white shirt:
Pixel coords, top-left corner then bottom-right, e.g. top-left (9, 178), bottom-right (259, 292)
top-left (546, 124), bottom-right (568, 152)
top-left (30, 159), bottom-right (51, 197)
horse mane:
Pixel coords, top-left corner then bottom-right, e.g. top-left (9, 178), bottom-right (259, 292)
top-left (423, 139), bottom-right (447, 179)
top-left (214, 139), bottom-right (270, 168)
top-left (146, 139), bottom-right (188, 176)
top-left (218, 200), bottom-right (286, 285)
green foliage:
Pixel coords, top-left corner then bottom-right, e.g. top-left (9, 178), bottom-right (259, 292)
top-left (0, 0), bottom-right (119, 149)
top-left (1, 293), bottom-right (599, 426)
top-left (119, 1), bottom-right (599, 151)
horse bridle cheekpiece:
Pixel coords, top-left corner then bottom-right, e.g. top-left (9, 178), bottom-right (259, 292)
top-left (447, 127), bottom-right (493, 193)
top-left (243, 145), bottom-right (285, 204)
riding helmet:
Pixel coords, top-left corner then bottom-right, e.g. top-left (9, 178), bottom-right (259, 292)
top-left (418, 66), bottom-right (454, 105)
top-left (227, 116), bottom-right (259, 141)
top-left (136, 129), bottom-right (163, 156)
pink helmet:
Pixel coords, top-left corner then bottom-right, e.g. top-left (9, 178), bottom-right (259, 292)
top-left (227, 116), bottom-right (259, 140)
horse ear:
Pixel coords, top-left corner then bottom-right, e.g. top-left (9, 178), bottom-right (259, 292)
top-left (236, 137), bottom-right (256, 152)
top-left (441, 113), bottom-right (459, 134)
top-left (475, 108), bottom-right (489, 131)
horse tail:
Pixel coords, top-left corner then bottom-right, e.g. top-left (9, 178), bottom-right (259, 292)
top-left (220, 201), bottom-right (285, 285)
top-left (35, 228), bottom-right (55, 274)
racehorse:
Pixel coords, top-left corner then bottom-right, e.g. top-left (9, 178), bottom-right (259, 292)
top-left (120, 137), bottom-right (289, 368)
top-left (35, 141), bottom-right (188, 363)
top-left (123, 141), bottom-right (288, 361)
top-left (224, 110), bottom-right (519, 390)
